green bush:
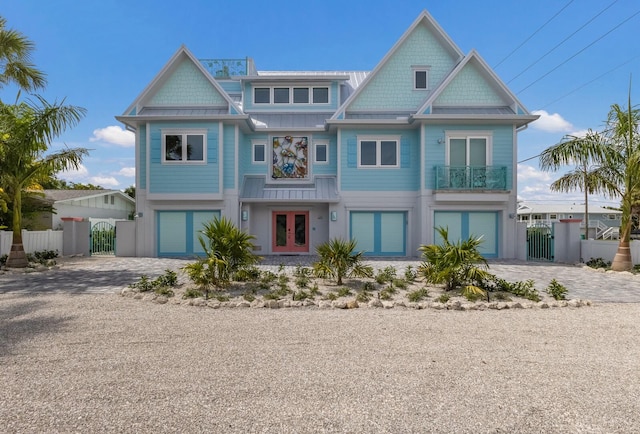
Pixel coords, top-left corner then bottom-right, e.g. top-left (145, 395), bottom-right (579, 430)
top-left (546, 279), bottom-right (568, 300)
top-left (183, 288), bottom-right (204, 299)
top-left (419, 227), bottom-right (489, 300)
top-left (585, 257), bottom-right (611, 269)
top-left (404, 265), bottom-right (417, 283)
top-left (437, 293), bottom-right (450, 303)
top-left (407, 288), bottom-right (430, 303)
top-left (313, 238), bottom-right (373, 285)
top-left (375, 266), bottom-right (397, 284)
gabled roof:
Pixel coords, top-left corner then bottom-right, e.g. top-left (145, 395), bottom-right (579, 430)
top-left (40, 190), bottom-right (135, 205)
top-left (119, 46), bottom-right (243, 122)
top-left (415, 50), bottom-right (534, 117)
top-left (332, 10), bottom-right (464, 120)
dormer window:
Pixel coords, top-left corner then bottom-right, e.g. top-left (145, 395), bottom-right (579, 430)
top-left (413, 66), bottom-right (430, 90)
top-left (253, 86), bottom-right (330, 105)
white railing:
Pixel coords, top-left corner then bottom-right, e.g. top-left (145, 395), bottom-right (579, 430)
top-left (0, 230), bottom-right (64, 256)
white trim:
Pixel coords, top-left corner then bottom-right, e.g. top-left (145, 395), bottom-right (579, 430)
top-left (313, 139), bottom-right (329, 164)
top-left (357, 135), bottom-right (401, 168)
top-left (161, 129), bottom-right (208, 164)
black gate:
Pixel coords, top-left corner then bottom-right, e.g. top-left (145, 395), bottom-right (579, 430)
top-left (526, 222), bottom-right (554, 261)
top-left (90, 221), bottom-right (116, 255)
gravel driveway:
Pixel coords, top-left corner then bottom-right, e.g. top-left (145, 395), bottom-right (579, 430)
top-left (2, 293), bottom-right (640, 433)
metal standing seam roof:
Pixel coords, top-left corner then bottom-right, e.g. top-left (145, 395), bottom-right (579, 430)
top-left (240, 176), bottom-right (340, 202)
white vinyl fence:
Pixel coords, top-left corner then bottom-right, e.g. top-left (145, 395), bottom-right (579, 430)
top-left (580, 239), bottom-right (640, 265)
top-left (0, 230), bottom-right (64, 256)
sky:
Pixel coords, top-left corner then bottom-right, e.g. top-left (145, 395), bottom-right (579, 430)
top-left (2, 0), bottom-right (639, 206)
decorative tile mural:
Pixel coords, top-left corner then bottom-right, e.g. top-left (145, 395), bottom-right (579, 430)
top-left (272, 136), bottom-right (308, 179)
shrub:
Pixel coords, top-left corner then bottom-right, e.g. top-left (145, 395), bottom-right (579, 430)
top-left (337, 287), bottom-right (352, 297)
top-left (419, 227), bottom-right (489, 299)
top-left (404, 265), bottom-right (417, 283)
top-left (309, 282), bottom-right (321, 297)
top-left (233, 266), bottom-right (261, 282)
top-left (313, 238), bottom-right (373, 285)
top-left (586, 257), bottom-right (611, 269)
top-left (546, 279), bottom-right (568, 300)
top-left (375, 266), bottom-right (397, 284)
top-left (481, 275), bottom-right (541, 302)
top-left (293, 290), bottom-right (310, 301)
top-left (183, 288), bottom-right (204, 299)
top-left (437, 293), bottom-right (450, 303)
top-left (243, 292), bottom-right (256, 302)
top-left (129, 275), bottom-right (155, 292)
top-left (392, 278), bottom-right (408, 290)
top-left (356, 290), bottom-right (371, 303)
top-left (379, 289), bottom-right (393, 300)
top-left (407, 288), bottom-right (429, 303)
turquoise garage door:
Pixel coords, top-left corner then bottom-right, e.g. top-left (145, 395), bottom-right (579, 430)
top-left (350, 211), bottom-right (406, 256)
top-left (433, 211), bottom-right (499, 258)
top-left (157, 210), bottom-right (221, 257)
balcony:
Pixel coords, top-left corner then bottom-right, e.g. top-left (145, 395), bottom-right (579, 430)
top-left (199, 58), bottom-right (254, 78)
top-left (435, 165), bottom-right (507, 191)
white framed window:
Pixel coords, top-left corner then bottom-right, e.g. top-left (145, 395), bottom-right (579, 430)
top-left (314, 140), bottom-right (329, 164)
top-left (252, 140), bottom-right (266, 163)
top-left (110, 195), bottom-right (115, 205)
top-left (162, 130), bottom-right (207, 163)
top-left (412, 66), bottom-right (430, 90)
top-left (549, 214), bottom-right (558, 220)
top-left (254, 87), bottom-right (270, 104)
top-left (357, 136), bottom-right (400, 168)
top-left (252, 85), bottom-right (330, 105)
top-left (445, 132), bottom-right (492, 167)
top-left (312, 87), bottom-right (329, 103)
top-left (520, 215), bottom-right (530, 221)
top-left (104, 195), bottom-right (108, 204)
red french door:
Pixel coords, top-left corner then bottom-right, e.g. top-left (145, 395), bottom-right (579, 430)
top-left (272, 211), bottom-right (309, 253)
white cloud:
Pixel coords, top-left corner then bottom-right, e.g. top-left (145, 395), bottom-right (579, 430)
top-left (117, 167), bottom-right (136, 177)
top-left (58, 164), bottom-right (89, 181)
top-left (517, 164), bottom-right (552, 183)
top-left (89, 176), bottom-right (120, 187)
top-left (531, 110), bottom-right (573, 133)
top-left (569, 129), bottom-right (589, 138)
top-left (90, 126), bottom-right (135, 147)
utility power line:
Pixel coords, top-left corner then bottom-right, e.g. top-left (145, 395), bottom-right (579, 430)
top-left (539, 54), bottom-right (640, 109)
top-left (507, 0), bottom-right (619, 84)
top-left (517, 10), bottom-right (640, 95)
top-left (493, 0), bottom-right (574, 69)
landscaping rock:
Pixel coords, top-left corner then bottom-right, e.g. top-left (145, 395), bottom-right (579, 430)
top-left (332, 300), bottom-right (347, 309)
top-left (382, 301), bottom-right (394, 309)
top-left (368, 299), bottom-right (383, 308)
top-left (236, 301), bottom-right (250, 308)
top-left (265, 300), bottom-right (280, 309)
top-left (346, 300), bottom-right (359, 309)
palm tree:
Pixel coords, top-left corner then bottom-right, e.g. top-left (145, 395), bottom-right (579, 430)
top-left (0, 96), bottom-right (88, 267)
top-left (418, 226), bottom-right (490, 298)
top-left (313, 238), bottom-right (373, 285)
top-left (600, 96), bottom-right (640, 271)
top-left (0, 16), bottom-right (46, 94)
top-left (539, 130), bottom-right (611, 239)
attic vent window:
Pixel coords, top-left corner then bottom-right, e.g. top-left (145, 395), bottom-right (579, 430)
top-left (413, 66), bottom-right (430, 90)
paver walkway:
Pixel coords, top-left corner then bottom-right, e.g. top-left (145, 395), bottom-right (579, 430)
top-left (1, 256), bottom-right (639, 302)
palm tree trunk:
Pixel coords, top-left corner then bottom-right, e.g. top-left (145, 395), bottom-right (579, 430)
top-left (611, 208), bottom-right (633, 271)
top-left (6, 189), bottom-right (28, 268)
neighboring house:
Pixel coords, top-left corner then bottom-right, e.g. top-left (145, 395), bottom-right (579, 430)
top-left (27, 190), bottom-right (135, 230)
top-left (517, 202), bottom-right (621, 240)
top-left (116, 10), bottom-right (538, 258)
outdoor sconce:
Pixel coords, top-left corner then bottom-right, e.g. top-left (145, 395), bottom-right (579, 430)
top-left (241, 210), bottom-right (249, 221)
top-left (330, 211), bottom-right (337, 221)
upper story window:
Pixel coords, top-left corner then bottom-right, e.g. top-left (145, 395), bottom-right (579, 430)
top-left (253, 86), bottom-right (330, 105)
top-left (162, 130), bottom-right (206, 163)
top-left (446, 132), bottom-right (491, 167)
top-left (314, 140), bottom-right (329, 164)
top-left (412, 66), bottom-right (430, 90)
top-left (358, 136), bottom-right (400, 168)
top-left (252, 140), bottom-right (266, 163)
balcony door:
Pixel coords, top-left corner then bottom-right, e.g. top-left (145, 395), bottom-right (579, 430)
top-left (272, 211), bottom-right (309, 253)
top-left (449, 137), bottom-right (487, 167)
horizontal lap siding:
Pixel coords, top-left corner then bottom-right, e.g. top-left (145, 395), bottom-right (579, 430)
top-left (340, 129), bottom-right (420, 191)
top-left (312, 134), bottom-right (337, 176)
top-left (424, 124), bottom-right (514, 190)
top-left (149, 122), bottom-right (219, 194)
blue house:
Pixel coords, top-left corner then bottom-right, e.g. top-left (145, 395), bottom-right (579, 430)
top-left (117, 10), bottom-right (538, 258)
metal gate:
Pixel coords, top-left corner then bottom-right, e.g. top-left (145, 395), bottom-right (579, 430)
top-left (527, 222), bottom-right (554, 261)
top-left (90, 221), bottom-right (116, 255)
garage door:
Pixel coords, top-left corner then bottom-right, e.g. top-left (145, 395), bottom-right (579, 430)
top-left (350, 211), bottom-right (406, 256)
top-left (433, 211), bottom-right (498, 258)
top-left (157, 210), bottom-right (220, 257)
